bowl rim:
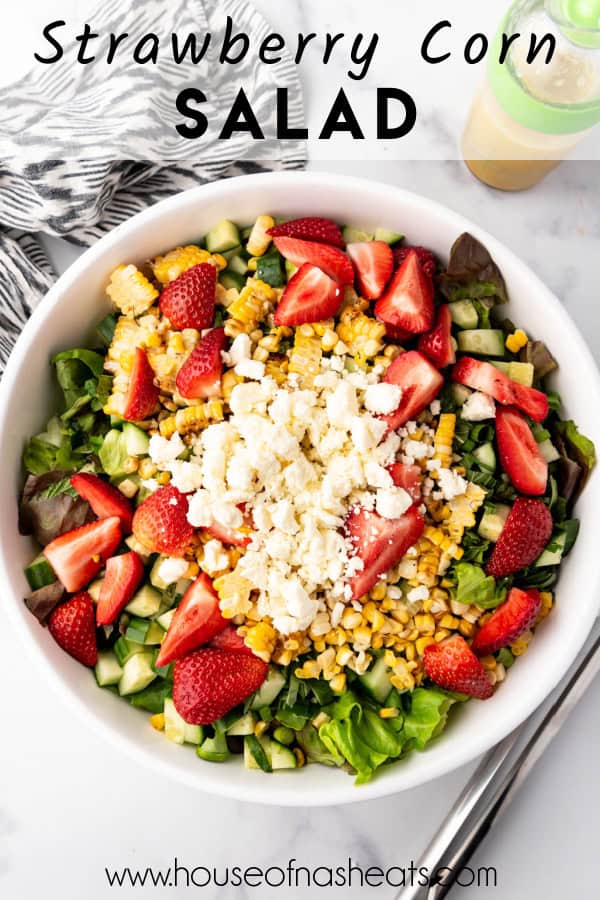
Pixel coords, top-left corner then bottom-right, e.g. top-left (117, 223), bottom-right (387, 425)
top-left (2, 170), bottom-right (600, 807)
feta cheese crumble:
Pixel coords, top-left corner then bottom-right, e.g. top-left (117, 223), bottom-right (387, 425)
top-left (461, 391), bottom-right (496, 421)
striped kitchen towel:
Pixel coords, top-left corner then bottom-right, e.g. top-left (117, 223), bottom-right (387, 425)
top-left (0, 0), bottom-right (306, 370)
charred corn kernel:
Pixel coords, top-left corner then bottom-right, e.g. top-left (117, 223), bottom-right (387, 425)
top-left (330, 673), bottom-right (347, 694)
top-left (404, 643), bottom-right (416, 662)
top-left (414, 613), bottom-right (435, 634)
top-left (117, 478), bottom-right (139, 499)
top-left (434, 414), bottom-right (456, 469)
top-left (458, 620), bottom-right (475, 638)
top-left (335, 646), bottom-right (353, 667)
top-left (342, 609), bottom-right (363, 629)
top-left (384, 344), bottom-right (401, 359)
top-left (160, 400), bottom-right (224, 436)
top-left (381, 597), bottom-right (396, 612)
top-left (264, 357), bottom-right (289, 385)
top-left (152, 245), bottom-right (220, 284)
top-left (106, 264), bottom-right (159, 317)
top-left (293, 747), bottom-right (306, 768)
top-left (273, 648), bottom-right (293, 667)
top-left (185, 562), bottom-right (200, 579)
top-left (295, 660), bottom-right (321, 680)
top-left (224, 319), bottom-right (244, 338)
top-left (379, 707), bottom-right (400, 719)
top-left (439, 614), bottom-right (460, 631)
top-left (371, 611), bottom-right (386, 632)
top-left (254, 720), bottom-right (269, 737)
top-left (244, 622), bottom-right (277, 661)
top-left (288, 328), bottom-right (322, 388)
top-left (155, 471), bottom-right (171, 485)
top-left (480, 655), bottom-right (497, 671)
top-left (145, 332), bottom-right (161, 349)
top-left (214, 571), bottom-right (254, 617)
top-left (150, 713), bottom-right (165, 731)
top-left (506, 329), bottom-right (529, 353)
top-left (122, 456), bottom-right (139, 475)
top-left (537, 591), bottom-right (554, 622)
top-left (321, 329), bottom-right (338, 352)
top-left (370, 582), bottom-right (387, 601)
top-left (227, 278), bottom-right (275, 330)
top-left (391, 672), bottom-right (415, 692)
top-left (246, 215), bottom-right (275, 257)
top-left (434, 629), bottom-right (450, 642)
top-left (371, 634), bottom-right (384, 650)
top-left (247, 257), bottom-right (258, 272)
top-left (138, 458), bottom-right (157, 479)
top-left (253, 347), bottom-right (269, 363)
top-left (353, 625), bottom-right (371, 646)
top-left (222, 369), bottom-right (243, 401)
top-left (313, 639), bottom-right (326, 653)
top-left (416, 636), bottom-right (436, 656)
top-left (168, 333), bottom-right (185, 354)
top-left (336, 307), bottom-right (386, 358)
top-left (511, 630), bottom-right (533, 656)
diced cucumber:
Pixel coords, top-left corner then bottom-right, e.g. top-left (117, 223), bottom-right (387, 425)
top-left (125, 534), bottom-right (152, 559)
top-left (449, 300), bottom-right (479, 330)
top-left (150, 557), bottom-right (172, 590)
top-left (491, 360), bottom-right (535, 386)
top-left (358, 655), bottom-right (392, 704)
top-left (196, 726), bottom-right (230, 762)
top-left (122, 422), bottom-right (150, 457)
top-left (244, 735), bottom-right (272, 772)
top-left (144, 622), bottom-right (165, 645)
top-left (450, 384), bottom-right (472, 406)
top-left (88, 578), bottom-right (104, 602)
top-left (205, 220), bottom-right (241, 254)
top-left (175, 577), bottom-right (192, 597)
top-left (256, 251), bottom-right (284, 287)
top-left (222, 246), bottom-right (242, 263)
top-left (284, 260), bottom-right (298, 281)
top-left (156, 608), bottom-right (177, 631)
top-left (473, 442), bottom-right (496, 472)
top-left (269, 739), bottom-right (297, 770)
top-left (538, 439), bottom-right (561, 464)
top-left (250, 667), bottom-right (286, 710)
top-left (240, 225), bottom-right (253, 241)
top-left (94, 651), bottom-right (123, 687)
top-left (535, 530), bottom-right (567, 567)
top-left (220, 269), bottom-right (245, 291)
top-left (478, 504), bottom-right (511, 542)
top-left (374, 227), bottom-right (404, 245)
top-left (228, 254), bottom-right (249, 276)
top-left (342, 226), bottom-right (374, 244)
top-left (114, 636), bottom-right (146, 667)
top-left (125, 616), bottom-right (151, 644)
top-left (125, 584), bottom-right (162, 618)
top-left (118, 651), bottom-right (156, 696)
top-left (457, 330), bottom-right (506, 357)
top-left (24, 555), bottom-right (56, 591)
top-left (163, 698), bottom-right (204, 745)
top-left (226, 712), bottom-right (257, 736)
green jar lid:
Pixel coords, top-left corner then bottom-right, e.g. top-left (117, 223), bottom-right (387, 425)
top-left (489, 1), bottom-right (600, 134)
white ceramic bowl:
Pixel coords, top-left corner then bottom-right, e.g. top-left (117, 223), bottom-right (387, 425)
top-left (1, 172), bottom-right (599, 807)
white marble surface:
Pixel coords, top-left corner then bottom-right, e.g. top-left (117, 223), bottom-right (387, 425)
top-left (2, 2), bottom-right (600, 899)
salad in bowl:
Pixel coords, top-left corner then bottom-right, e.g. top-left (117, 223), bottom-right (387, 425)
top-left (18, 212), bottom-right (595, 784)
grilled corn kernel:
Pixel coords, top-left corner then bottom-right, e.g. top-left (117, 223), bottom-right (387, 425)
top-left (433, 413), bottom-right (456, 469)
top-left (330, 673), bottom-right (347, 694)
top-left (458, 620), bottom-right (475, 638)
top-left (150, 713), bottom-right (165, 731)
top-left (506, 329), bottom-right (529, 353)
top-left (379, 707), bottom-right (400, 719)
top-left (511, 630), bottom-right (533, 656)
top-left (152, 245), bottom-right (219, 284)
top-left (106, 264), bottom-right (159, 318)
top-left (254, 720), bottom-right (269, 737)
top-left (246, 216), bottom-right (275, 257)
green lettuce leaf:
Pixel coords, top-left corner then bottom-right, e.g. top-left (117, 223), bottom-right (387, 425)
top-left (297, 725), bottom-right (344, 767)
top-left (402, 689), bottom-right (456, 751)
top-left (452, 562), bottom-right (507, 609)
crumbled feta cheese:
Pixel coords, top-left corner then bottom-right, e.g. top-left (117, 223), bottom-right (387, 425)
top-left (364, 382), bottom-right (402, 415)
top-left (223, 333), bottom-right (252, 366)
top-left (461, 391), bottom-right (496, 421)
top-left (168, 460), bottom-right (204, 494)
top-left (375, 486), bottom-right (412, 519)
top-left (155, 557), bottom-right (189, 585)
top-left (186, 489), bottom-right (214, 527)
top-left (148, 433), bottom-right (185, 467)
top-left (235, 358), bottom-right (266, 380)
top-left (326, 381), bottom-right (358, 428)
top-left (430, 399), bottom-right (441, 416)
top-left (407, 585), bottom-right (429, 604)
top-left (437, 468), bottom-right (469, 500)
top-left (202, 539), bottom-right (229, 575)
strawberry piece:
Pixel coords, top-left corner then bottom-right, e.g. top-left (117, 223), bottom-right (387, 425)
top-left (374, 250), bottom-right (435, 335)
top-left (495, 406), bottom-right (549, 496)
top-left (383, 322), bottom-right (413, 342)
top-left (273, 236), bottom-right (354, 285)
top-left (49, 593), bottom-right (98, 667)
top-left (70, 473), bottom-right (133, 532)
top-left (380, 351), bottom-right (444, 432)
top-left (472, 588), bottom-right (542, 656)
top-left (452, 357), bottom-right (549, 423)
top-left (268, 217), bottom-right (345, 248)
top-left (393, 245), bottom-right (437, 280)
top-left (132, 485), bottom-right (194, 556)
top-left (424, 635), bottom-right (493, 700)
top-left (44, 516), bottom-right (121, 593)
top-left (486, 498), bottom-right (553, 578)
top-left (173, 648), bottom-right (268, 725)
top-left (346, 505), bottom-right (424, 600)
top-left (96, 551), bottom-right (145, 626)
top-left (209, 625), bottom-right (254, 655)
top-left (388, 462), bottom-right (422, 503)
top-left (346, 241), bottom-right (394, 300)
top-left (159, 262), bottom-right (216, 330)
top-left (273, 263), bottom-right (342, 327)
top-left (176, 327), bottom-right (226, 400)
top-left (206, 505), bottom-right (253, 548)
top-left (123, 348), bottom-right (159, 422)
top-left (155, 573), bottom-right (228, 667)
top-left (417, 304), bottom-right (456, 368)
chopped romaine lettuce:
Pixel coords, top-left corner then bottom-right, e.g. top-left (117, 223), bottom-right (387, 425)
top-left (452, 562), bottom-right (507, 609)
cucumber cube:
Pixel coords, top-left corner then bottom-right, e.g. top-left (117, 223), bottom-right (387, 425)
top-left (164, 698), bottom-right (203, 745)
top-left (205, 219), bottom-right (241, 254)
top-left (118, 652), bottom-right (156, 696)
top-left (95, 651), bottom-right (123, 687)
top-left (125, 584), bottom-right (162, 618)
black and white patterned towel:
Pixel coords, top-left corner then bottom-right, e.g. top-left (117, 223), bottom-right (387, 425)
top-left (0, 0), bottom-right (306, 370)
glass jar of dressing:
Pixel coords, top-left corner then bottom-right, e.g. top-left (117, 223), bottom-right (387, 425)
top-left (462, 0), bottom-right (600, 190)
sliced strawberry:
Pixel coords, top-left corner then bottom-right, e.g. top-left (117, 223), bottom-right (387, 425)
top-left (393, 245), bottom-right (437, 281)
top-left (48, 593), bottom-right (98, 667)
top-left (123, 348), bottom-right (159, 422)
top-left (268, 217), bottom-right (345, 248)
top-left (132, 485), bottom-right (194, 556)
top-left (380, 351), bottom-right (444, 432)
top-left (346, 241), bottom-right (394, 300)
top-left (209, 625), bottom-right (254, 655)
top-left (96, 551), bottom-right (145, 625)
top-left (374, 250), bottom-right (435, 335)
top-left (346, 505), bottom-right (424, 600)
top-left (388, 462), bottom-right (422, 503)
top-left (452, 357), bottom-right (549, 423)
top-left (155, 573), bottom-right (228, 667)
top-left (173, 648), bottom-right (268, 725)
top-left (383, 322), bottom-right (413, 342)
top-left (159, 262), bottom-right (216, 330)
top-left (417, 305), bottom-right (456, 368)
top-left (44, 517), bottom-right (121, 593)
top-left (495, 406), bottom-right (549, 496)
top-left (176, 327), bottom-right (226, 400)
top-left (485, 498), bottom-right (553, 578)
top-left (70, 473), bottom-right (133, 532)
top-left (424, 635), bottom-right (493, 700)
top-left (273, 263), bottom-right (342, 327)
top-left (206, 505), bottom-right (253, 548)
top-left (472, 588), bottom-right (542, 656)
top-left (273, 236), bottom-right (354, 285)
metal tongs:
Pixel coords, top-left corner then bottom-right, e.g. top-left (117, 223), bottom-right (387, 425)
top-left (396, 622), bottom-right (600, 899)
